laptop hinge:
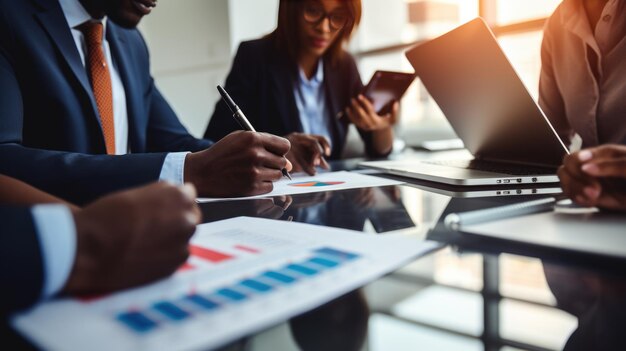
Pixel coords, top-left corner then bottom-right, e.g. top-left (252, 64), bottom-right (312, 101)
top-left (475, 155), bottom-right (558, 170)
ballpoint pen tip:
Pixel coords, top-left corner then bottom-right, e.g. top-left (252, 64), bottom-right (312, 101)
top-left (283, 169), bottom-right (292, 180)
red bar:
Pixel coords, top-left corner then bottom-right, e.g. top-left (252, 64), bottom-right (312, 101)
top-left (189, 245), bottom-right (233, 263)
top-left (234, 244), bottom-right (260, 254)
top-left (77, 293), bottom-right (108, 303)
top-left (178, 262), bottom-right (195, 272)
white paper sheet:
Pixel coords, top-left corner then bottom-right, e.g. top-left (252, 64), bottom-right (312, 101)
top-left (197, 171), bottom-right (403, 202)
top-left (13, 217), bottom-right (440, 351)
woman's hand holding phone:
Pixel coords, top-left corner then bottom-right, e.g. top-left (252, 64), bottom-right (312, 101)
top-left (344, 94), bottom-right (399, 131)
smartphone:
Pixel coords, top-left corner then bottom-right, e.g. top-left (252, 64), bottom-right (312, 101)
top-left (361, 70), bottom-right (416, 115)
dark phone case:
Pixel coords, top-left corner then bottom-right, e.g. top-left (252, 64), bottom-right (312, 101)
top-left (361, 71), bottom-right (415, 115)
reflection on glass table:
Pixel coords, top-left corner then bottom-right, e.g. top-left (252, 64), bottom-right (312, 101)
top-left (544, 262), bottom-right (626, 350)
top-left (189, 152), bottom-right (626, 351)
top-left (284, 186), bottom-right (415, 233)
top-left (200, 185), bottom-right (418, 234)
top-left (215, 184), bottom-right (626, 351)
top-left (290, 290), bottom-right (369, 351)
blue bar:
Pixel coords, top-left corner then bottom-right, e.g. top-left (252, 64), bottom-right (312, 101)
top-left (216, 288), bottom-right (247, 302)
top-left (308, 256), bottom-right (340, 268)
top-left (262, 271), bottom-right (297, 284)
top-left (286, 263), bottom-right (318, 276)
top-left (153, 301), bottom-right (190, 321)
top-left (117, 311), bottom-right (158, 333)
top-left (314, 247), bottom-right (359, 261)
top-left (240, 279), bottom-right (273, 292)
top-left (185, 294), bottom-right (219, 310)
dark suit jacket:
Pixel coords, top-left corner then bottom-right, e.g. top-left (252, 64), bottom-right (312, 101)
top-left (0, 0), bottom-right (212, 205)
top-left (204, 37), bottom-right (379, 160)
top-left (0, 206), bottom-right (43, 316)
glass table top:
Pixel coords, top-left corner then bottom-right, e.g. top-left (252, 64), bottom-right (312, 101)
top-left (194, 159), bottom-right (626, 351)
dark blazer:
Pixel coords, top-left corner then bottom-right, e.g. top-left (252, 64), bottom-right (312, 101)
top-left (0, 0), bottom-right (212, 205)
top-left (205, 37), bottom-right (379, 160)
top-left (0, 206), bottom-right (44, 316)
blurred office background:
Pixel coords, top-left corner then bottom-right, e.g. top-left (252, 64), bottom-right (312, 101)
top-left (139, 0), bottom-right (562, 152)
top-left (139, 1), bottom-right (576, 350)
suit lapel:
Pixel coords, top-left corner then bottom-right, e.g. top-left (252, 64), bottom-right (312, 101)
top-left (33, 0), bottom-right (100, 118)
top-left (269, 53), bottom-right (303, 133)
top-left (322, 58), bottom-right (346, 154)
top-left (106, 24), bottom-right (141, 151)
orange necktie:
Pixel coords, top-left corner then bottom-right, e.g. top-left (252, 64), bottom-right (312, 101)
top-left (79, 21), bottom-right (116, 155)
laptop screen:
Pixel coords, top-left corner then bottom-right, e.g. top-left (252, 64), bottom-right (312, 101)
top-left (405, 18), bottom-right (568, 167)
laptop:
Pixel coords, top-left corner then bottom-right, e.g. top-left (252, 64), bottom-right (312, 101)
top-left (402, 178), bottom-right (562, 198)
top-left (360, 18), bottom-right (569, 186)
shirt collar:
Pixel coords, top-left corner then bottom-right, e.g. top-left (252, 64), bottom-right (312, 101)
top-left (559, 0), bottom-right (600, 53)
top-left (58, 0), bottom-right (108, 36)
top-left (299, 59), bottom-right (324, 86)
top-left (313, 59), bottom-right (324, 83)
top-left (559, 0), bottom-right (625, 55)
top-left (559, 0), bottom-right (624, 29)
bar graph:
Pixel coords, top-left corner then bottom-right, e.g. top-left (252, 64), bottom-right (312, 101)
top-left (115, 246), bottom-right (360, 334)
top-left (175, 229), bottom-right (285, 273)
top-left (233, 244), bottom-right (260, 254)
top-left (176, 228), bottom-right (296, 273)
top-left (13, 217), bottom-right (437, 351)
top-left (188, 245), bottom-right (233, 263)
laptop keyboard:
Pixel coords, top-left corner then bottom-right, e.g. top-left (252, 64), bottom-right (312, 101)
top-left (422, 159), bottom-right (555, 175)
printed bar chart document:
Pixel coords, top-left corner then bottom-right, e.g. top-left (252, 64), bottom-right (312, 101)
top-left (13, 217), bottom-right (440, 351)
top-left (197, 171), bottom-right (404, 202)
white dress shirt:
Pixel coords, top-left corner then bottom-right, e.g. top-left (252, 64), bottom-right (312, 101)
top-left (59, 0), bottom-right (128, 155)
top-left (32, 205), bottom-right (76, 298)
top-left (293, 59), bottom-right (334, 148)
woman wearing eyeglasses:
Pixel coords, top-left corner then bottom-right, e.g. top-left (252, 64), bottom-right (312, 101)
top-left (205, 0), bottom-right (399, 175)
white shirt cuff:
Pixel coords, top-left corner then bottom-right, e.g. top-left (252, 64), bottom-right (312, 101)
top-left (159, 152), bottom-right (190, 185)
top-left (32, 204), bottom-right (77, 298)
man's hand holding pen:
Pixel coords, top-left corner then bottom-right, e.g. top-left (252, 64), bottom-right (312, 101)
top-left (216, 85), bottom-right (293, 180)
top-left (184, 131), bottom-right (292, 197)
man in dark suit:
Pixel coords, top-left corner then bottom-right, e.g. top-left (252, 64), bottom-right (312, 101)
top-left (0, 0), bottom-right (291, 205)
top-left (1, 175), bottom-right (200, 316)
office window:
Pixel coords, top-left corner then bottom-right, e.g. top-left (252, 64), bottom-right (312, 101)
top-left (352, 0), bottom-right (481, 141)
top-left (355, 0), bottom-right (479, 52)
top-left (494, 0), bottom-right (561, 25)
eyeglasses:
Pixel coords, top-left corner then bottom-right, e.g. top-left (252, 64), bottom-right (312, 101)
top-left (303, 4), bottom-right (350, 31)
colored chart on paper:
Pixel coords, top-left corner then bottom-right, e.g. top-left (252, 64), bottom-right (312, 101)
top-left (175, 228), bottom-right (292, 273)
top-left (288, 181), bottom-right (345, 187)
top-left (197, 171), bottom-right (404, 202)
top-left (13, 217), bottom-right (440, 351)
top-left (115, 246), bottom-right (359, 334)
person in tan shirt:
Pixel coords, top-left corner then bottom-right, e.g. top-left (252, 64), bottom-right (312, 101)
top-left (544, 0), bottom-right (626, 210)
top-left (540, 0), bottom-right (626, 148)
